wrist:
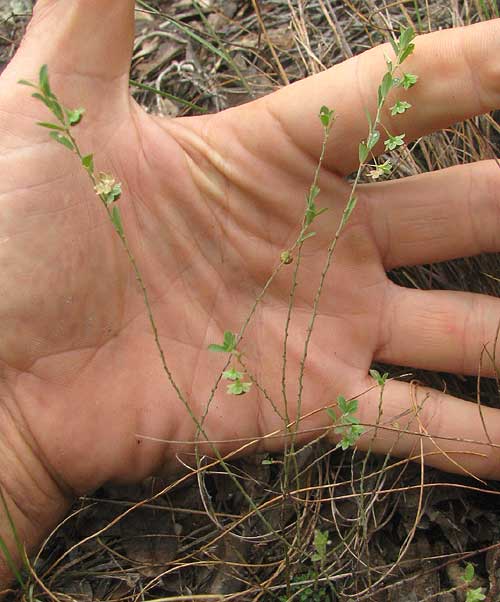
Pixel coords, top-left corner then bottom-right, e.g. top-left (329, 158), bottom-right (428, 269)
top-left (0, 401), bottom-right (72, 590)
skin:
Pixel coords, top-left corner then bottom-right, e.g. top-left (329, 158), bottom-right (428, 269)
top-left (1, 0), bottom-right (500, 587)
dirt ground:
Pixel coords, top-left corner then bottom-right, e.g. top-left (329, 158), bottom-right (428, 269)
top-left (1, 0), bottom-right (500, 600)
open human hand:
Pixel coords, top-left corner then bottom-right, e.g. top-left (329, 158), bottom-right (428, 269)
top-left (1, 1), bottom-right (500, 580)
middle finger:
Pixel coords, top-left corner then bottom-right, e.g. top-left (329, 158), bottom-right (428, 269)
top-left (367, 159), bottom-right (500, 270)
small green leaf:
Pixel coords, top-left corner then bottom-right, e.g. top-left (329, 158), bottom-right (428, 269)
top-left (398, 26), bottom-right (416, 55)
top-left (351, 425), bottom-right (364, 438)
top-left (31, 92), bottom-right (52, 110)
top-left (49, 131), bottom-right (74, 151)
top-left (389, 37), bottom-right (399, 57)
top-left (36, 121), bottom-right (65, 131)
top-left (82, 154), bottom-right (94, 173)
top-left (359, 141), bottom-right (369, 163)
top-left (223, 367), bottom-right (244, 381)
top-left (312, 529), bottom-right (329, 561)
top-left (463, 563), bottom-right (475, 583)
top-left (378, 71), bottom-right (395, 103)
top-left (337, 395), bottom-right (348, 414)
top-left (390, 100), bottom-right (412, 116)
top-left (345, 414), bottom-right (360, 424)
top-left (399, 72), bottom-right (418, 90)
top-left (111, 205), bottom-right (123, 235)
top-left (33, 92), bottom-right (64, 123)
top-left (345, 399), bottom-right (359, 414)
top-left (66, 107), bottom-right (85, 126)
top-left (399, 43), bottom-right (415, 63)
top-left (319, 105), bottom-right (335, 128)
top-left (370, 369), bottom-right (389, 386)
top-left (38, 64), bottom-right (51, 98)
top-left (341, 195), bottom-right (358, 226)
top-left (227, 380), bottom-right (252, 395)
top-left (307, 184), bottom-right (320, 206)
top-left (378, 159), bottom-right (392, 174)
top-left (364, 107), bottom-right (373, 130)
top-left (208, 343), bottom-right (227, 352)
top-left (208, 331), bottom-right (237, 353)
top-left (304, 204), bottom-right (328, 227)
top-left (300, 231), bottom-right (317, 243)
top-left (466, 589), bottom-right (486, 602)
top-left (367, 129), bottom-right (380, 150)
top-left (326, 408), bottom-right (336, 422)
top-left (18, 79), bottom-right (37, 88)
top-left (384, 133), bottom-right (405, 151)
top-left (305, 209), bottom-right (314, 227)
top-left (223, 331), bottom-right (236, 351)
top-left (104, 183), bottom-right (122, 206)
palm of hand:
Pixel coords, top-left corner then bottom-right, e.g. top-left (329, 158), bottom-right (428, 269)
top-left (1, 1), bottom-right (500, 494)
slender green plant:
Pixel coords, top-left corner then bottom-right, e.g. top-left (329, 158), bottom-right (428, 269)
top-left (314, 26), bottom-right (418, 444)
top-left (16, 25), bottom-right (420, 596)
top-left (326, 396), bottom-right (364, 451)
top-left (208, 331), bottom-right (252, 395)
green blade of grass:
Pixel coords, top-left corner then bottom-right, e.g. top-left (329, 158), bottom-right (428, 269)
top-left (129, 80), bottom-right (208, 113)
top-left (0, 489), bottom-right (25, 589)
top-left (0, 535), bottom-right (24, 589)
top-left (136, 0), bottom-right (251, 95)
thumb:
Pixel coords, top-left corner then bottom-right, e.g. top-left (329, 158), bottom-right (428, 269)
top-left (1, 0), bottom-right (135, 99)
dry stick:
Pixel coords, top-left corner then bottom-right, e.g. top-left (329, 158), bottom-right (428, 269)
top-left (250, 0), bottom-right (289, 85)
top-left (237, 355), bottom-right (284, 421)
top-left (408, 380), bottom-right (488, 484)
top-left (477, 344), bottom-right (494, 446)
top-left (318, 0), bottom-right (353, 59)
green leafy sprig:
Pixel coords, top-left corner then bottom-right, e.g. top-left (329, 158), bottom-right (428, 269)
top-left (370, 369), bottom-right (389, 387)
top-left (222, 367), bottom-right (252, 396)
top-left (208, 332), bottom-right (252, 395)
top-left (19, 65), bottom-right (125, 235)
top-left (360, 26), bottom-right (419, 180)
top-left (462, 564), bottom-right (486, 602)
top-left (303, 106), bottom-right (336, 232)
top-left (208, 331), bottom-right (237, 353)
top-left (293, 27), bottom-right (419, 455)
top-left (327, 396), bottom-right (364, 451)
top-left (311, 529), bottom-right (330, 564)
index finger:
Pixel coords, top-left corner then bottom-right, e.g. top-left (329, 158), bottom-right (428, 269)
top-left (247, 19), bottom-right (500, 175)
